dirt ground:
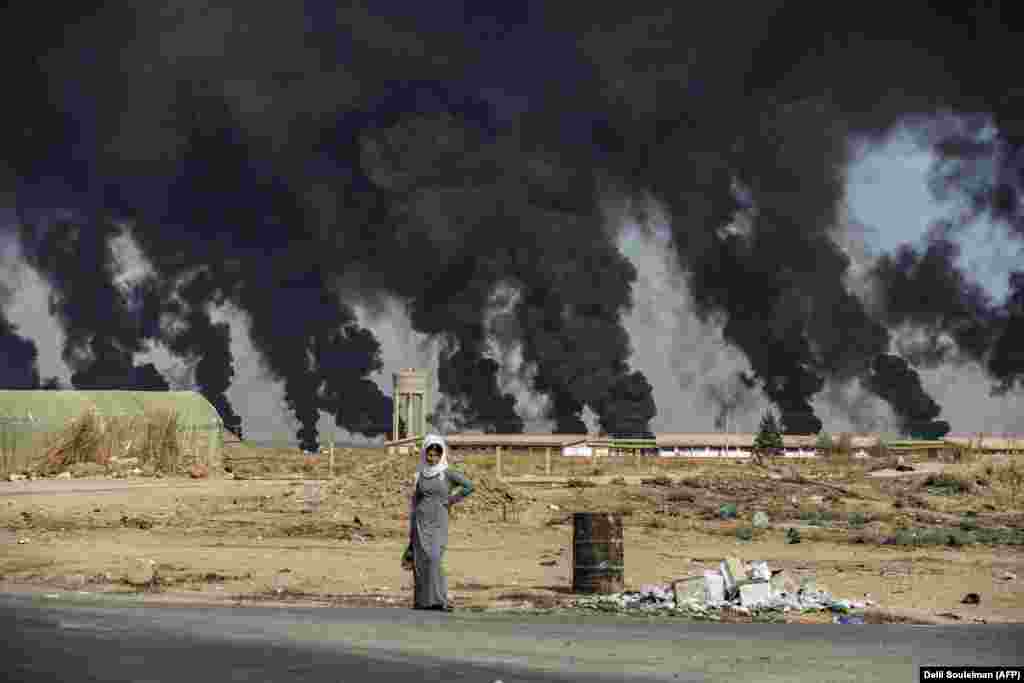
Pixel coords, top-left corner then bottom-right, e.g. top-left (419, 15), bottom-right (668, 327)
top-left (2, 449), bottom-right (1023, 624)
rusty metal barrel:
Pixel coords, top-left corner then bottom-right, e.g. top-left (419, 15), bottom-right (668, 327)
top-left (572, 512), bottom-right (624, 594)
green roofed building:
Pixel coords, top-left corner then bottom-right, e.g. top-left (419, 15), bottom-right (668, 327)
top-left (0, 390), bottom-right (224, 475)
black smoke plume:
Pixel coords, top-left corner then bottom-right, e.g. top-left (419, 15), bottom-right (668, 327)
top-left (0, 307), bottom-right (42, 389)
top-left (872, 238), bottom-right (997, 367)
top-left (162, 305), bottom-right (244, 439)
top-left (989, 273), bottom-right (1024, 393)
top-left (864, 355), bottom-right (950, 439)
top-left (17, 217), bottom-right (167, 391)
top-left (4, 1), bottom-right (1024, 443)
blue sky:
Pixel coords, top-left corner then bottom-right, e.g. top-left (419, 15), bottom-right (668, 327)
top-left (846, 128), bottom-right (1019, 302)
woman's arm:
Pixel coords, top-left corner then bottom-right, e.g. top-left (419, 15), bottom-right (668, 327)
top-left (408, 484), bottom-right (417, 542)
top-left (446, 469), bottom-right (475, 505)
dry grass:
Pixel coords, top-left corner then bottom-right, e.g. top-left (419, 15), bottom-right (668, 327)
top-left (28, 410), bottom-right (212, 476)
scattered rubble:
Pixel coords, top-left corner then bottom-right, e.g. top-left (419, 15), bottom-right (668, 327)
top-left (752, 511), bottom-right (770, 529)
top-left (894, 456), bottom-right (915, 472)
top-left (574, 556), bottom-right (874, 620)
top-left (739, 582), bottom-right (771, 607)
top-left (748, 561), bottom-right (770, 581)
top-left (961, 592), bottom-right (981, 605)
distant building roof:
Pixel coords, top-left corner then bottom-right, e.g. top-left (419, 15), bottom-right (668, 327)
top-left (944, 435), bottom-right (1024, 451)
top-left (655, 433), bottom-right (818, 448)
top-left (384, 431), bottom-right (1024, 451)
top-left (445, 433), bottom-right (588, 447)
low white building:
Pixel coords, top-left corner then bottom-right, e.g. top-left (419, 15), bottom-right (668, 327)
top-left (655, 433), bottom-right (819, 458)
top-left (559, 433), bottom-right (821, 459)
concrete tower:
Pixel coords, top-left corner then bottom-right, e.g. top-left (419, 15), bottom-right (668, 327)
top-left (392, 369), bottom-right (431, 440)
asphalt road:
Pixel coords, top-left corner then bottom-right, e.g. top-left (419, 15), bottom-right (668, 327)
top-left (2, 592), bottom-right (1023, 682)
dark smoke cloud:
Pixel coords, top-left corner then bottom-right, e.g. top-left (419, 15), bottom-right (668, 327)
top-left (543, 2), bottom-right (1022, 433)
top-left (872, 237), bottom-right (997, 366)
top-left (0, 297), bottom-right (43, 389)
top-left (162, 305), bottom-right (244, 439)
top-left (989, 273), bottom-right (1024, 393)
top-left (349, 104), bottom-right (654, 435)
top-left (864, 354), bottom-right (950, 439)
top-left (3, 1), bottom-right (1023, 443)
top-left (17, 216), bottom-right (168, 391)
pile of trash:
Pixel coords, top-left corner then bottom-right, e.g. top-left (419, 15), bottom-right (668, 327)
top-left (573, 556), bottom-right (875, 622)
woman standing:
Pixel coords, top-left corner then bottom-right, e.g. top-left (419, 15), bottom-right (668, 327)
top-left (404, 433), bottom-right (474, 611)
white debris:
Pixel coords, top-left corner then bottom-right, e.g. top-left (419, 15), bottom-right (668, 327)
top-left (748, 561), bottom-right (771, 581)
top-left (572, 557), bottom-right (871, 618)
top-left (704, 571), bottom-right (725, 602)
top-left (739, 582), bottom-right (771, 607)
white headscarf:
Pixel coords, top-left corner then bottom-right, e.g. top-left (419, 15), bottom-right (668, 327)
top-left (415, 433), bottom-right (449, 485)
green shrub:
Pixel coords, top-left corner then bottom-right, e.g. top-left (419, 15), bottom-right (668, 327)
top-left (886, 525), bottom-right (1024, 547)
top-left (785, 527), bottom-right (802, 544)
top-left (847, 511), bottom-right (869, 528)
top-left (736, 526), bottom-right (754, 541)
top-left (718, 502), bottom-right (738, 520)
top-left (974, 527), bottom-right (1024, 545)
top-left (800, 510), bottom-right (830, 526)
top-left (923, 472), bottom-right (973, 496)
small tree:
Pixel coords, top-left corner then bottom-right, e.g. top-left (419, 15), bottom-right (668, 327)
top-left (815, 432), bottom-right (834, 456)
top-left (754, 410), bottom-right (784, 463)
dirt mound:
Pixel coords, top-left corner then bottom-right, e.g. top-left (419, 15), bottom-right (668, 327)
top-left (336, 453), bottom-right (524, 516)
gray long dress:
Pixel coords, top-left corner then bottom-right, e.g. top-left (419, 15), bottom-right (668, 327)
top-left (411, 469), bottom-right (473, 609)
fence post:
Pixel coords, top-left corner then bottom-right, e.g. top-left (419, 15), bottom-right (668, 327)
top-left (495, 445), bottom-right (503, 481)
top-left (328, 440), bottom-right (335, 479)
top-left (545, 446), bottom-right (552, 477)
